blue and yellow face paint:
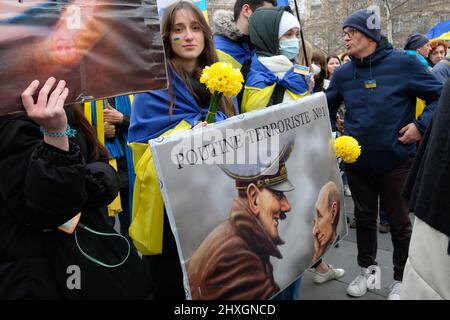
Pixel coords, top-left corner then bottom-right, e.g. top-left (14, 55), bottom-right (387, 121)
top-left (173, 36), bottom-right (182, 44)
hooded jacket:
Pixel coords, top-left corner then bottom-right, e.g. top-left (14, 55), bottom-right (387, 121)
top-left (0, 112), bottom-right (147, 299)
top-left (242, 7), bottom-right (309, 112)
top-left (327, 38), bottom-right (442, 174)
top-left (213, 10), bottom-right (254, 70)
top-left (249, 6), bottom-right (286, 57)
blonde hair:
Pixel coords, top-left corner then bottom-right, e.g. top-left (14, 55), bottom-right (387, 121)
top-left (297, 39), bottom-right (313, 67)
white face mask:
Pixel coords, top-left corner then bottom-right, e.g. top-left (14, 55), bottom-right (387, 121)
top-left (311, 63), bottom-right (321, 76)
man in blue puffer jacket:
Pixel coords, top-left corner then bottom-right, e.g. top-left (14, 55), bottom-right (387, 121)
top-left (326, 9), bottom-right (442, 300)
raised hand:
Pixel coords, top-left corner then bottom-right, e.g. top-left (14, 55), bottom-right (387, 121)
top-left (21, 77), bottom-right (69, 133)
top-left (21, 77), bottom-right (70, 151)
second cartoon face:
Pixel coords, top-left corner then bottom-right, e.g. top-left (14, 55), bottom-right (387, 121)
top-left (313, 184), bottom-right (338, 249)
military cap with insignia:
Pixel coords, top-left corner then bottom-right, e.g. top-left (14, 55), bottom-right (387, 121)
top-left (219, 139), bottom-right (295, 193)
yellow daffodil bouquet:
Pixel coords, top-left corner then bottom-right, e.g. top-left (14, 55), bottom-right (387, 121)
top-left (200, 62), bottom-right (244, 123)
top-left (334, 135), bottom-right (361, 163)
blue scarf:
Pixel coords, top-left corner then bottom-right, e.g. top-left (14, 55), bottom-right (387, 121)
top-left (129, 68), bottom-right (227, 143)
top-left (214, 34), bottom-right (255, 67)
top-left (405, 50), bottom-right (432, 71)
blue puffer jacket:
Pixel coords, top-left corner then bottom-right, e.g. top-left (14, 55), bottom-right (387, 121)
top-left (327, 38), bottom-right (442, 174)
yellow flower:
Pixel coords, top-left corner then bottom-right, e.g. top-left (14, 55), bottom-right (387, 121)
top-left (334, 136), bottom-right (361, 163)
top-left (200, 62), bottom-right (244, 97)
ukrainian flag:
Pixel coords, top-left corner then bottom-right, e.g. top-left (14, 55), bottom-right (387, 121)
top-left (242, 56), bottom-right (309, 112)
top-left (194, 0), bottom-right (208, 22)
top-left (426, 20), bottom-right (450, 41)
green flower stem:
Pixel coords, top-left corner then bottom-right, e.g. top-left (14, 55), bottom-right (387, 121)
top-left (205, 92), bottom-right (223, 124)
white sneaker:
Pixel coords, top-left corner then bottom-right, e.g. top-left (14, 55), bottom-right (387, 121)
top-left (346, 267), bottom-right (370, 297)
top-left (313, 264), bottom-right (345, 284)
top-left (344, 185), bottom-right (352, 196)
top-left (387, 281), bottom-right (402, 300)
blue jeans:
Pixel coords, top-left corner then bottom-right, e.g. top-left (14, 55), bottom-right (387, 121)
top-left (273, 277), bottom-right (302, 300)
top-left (379, 206), bottom-right (388, 224)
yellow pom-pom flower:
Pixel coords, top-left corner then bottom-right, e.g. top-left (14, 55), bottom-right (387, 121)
top-left (200, 62), bottom-right (244, 97)
top-left (334, 136), bottom-right (361, 163)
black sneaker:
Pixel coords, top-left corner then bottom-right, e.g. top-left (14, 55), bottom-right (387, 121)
top-left (349, 218), bottom-right (357, 229)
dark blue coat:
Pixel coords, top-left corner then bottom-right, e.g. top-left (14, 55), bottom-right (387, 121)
top-left (327, 39), bottom-right (442, 174)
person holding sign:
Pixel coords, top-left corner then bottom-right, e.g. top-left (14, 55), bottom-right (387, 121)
top-left (0, 78), bottom-right (148, 299)
top-left (128, 1), bottom-right (235, 300)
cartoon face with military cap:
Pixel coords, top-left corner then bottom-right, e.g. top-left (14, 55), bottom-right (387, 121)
top-left (220, 141), bottom-right (295, 245)
top-left (187, 139), bottom-right (296, 300)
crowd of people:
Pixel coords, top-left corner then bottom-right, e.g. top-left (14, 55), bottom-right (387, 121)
top-left (0, 0), bottom-right (449, 300)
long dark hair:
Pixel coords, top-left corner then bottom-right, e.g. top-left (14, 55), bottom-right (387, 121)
top-left (72, 104), bottom-right (109, 162)
top-left (312, 50), bottom-right (327, 92)
top-left (326, 55), bottom-right (341, 80)
top-left (161, 1), bottom-right (235, 117)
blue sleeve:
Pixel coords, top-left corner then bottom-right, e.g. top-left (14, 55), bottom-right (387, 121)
top-left (325, 71), bottom-right (343, 128)
top-left (406, 56), bottom-right (443, 133)
top-left (432, 61), bottom-right (450, 84)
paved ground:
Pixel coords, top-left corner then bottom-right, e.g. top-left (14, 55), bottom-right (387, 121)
top-left (298, 195), bottom-right (408, 300)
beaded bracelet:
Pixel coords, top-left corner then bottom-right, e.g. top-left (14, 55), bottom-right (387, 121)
top-left (40, 125), bottom-right (77, 138)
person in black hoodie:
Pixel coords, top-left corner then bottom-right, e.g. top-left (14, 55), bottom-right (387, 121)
top-left (327, 9), bottom-right (442, 300)
top-left (0, 77), bottom-right (148, 299)
top-left (401, 78), bottom-right (450, 299)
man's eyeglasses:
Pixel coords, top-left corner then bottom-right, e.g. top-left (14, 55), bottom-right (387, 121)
top-left (342, 28), bottom-right (359, 39)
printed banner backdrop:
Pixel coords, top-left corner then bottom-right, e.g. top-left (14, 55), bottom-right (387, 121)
top-left (156, 0), bottom-right (207, 19)
top-left (0, 0), bottom-right (166, 115)
top-left (150, 93), bottom-right (348, 300)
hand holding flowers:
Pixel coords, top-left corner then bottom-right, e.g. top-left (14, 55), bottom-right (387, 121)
top-left (200, 62), bottom-right (244, 123)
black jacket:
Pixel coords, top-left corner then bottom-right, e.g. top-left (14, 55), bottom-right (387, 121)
top-left (403, 79), bottom-right (450, 255)
top-left (0, 113), bottom-right (147, 299)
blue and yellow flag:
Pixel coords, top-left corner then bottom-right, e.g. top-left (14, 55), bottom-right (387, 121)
top-left (129, 69), bottom-right (226, 143)
top-left (214, 34), bottom-right (255, 70)
top-left (426, 20), bottom-right (450, 41)
top-left (157, 0), bottom-right (208, 21)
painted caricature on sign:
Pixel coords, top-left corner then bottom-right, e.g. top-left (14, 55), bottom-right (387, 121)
top-left (312, 181), bottom-right (341, 263)
top-left (149, 94), bottom-right (347, 300)
top-left (188, 142), bottom-right (295, 300)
